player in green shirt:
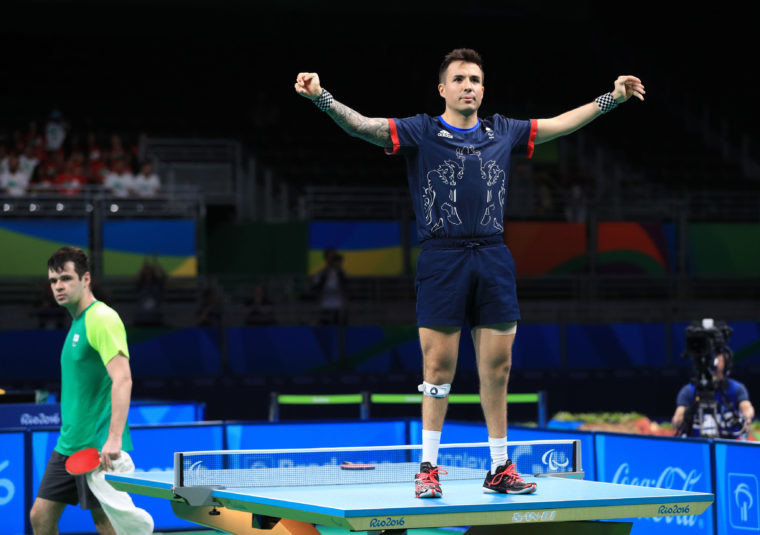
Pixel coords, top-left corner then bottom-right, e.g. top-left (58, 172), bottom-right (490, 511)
top-left (30, 246), bottom-right (133, 535)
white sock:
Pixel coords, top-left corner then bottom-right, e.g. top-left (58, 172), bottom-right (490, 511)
top-left (421, 429), bottom-right (442, 466)
top-left (489, 436), bottom-right (508, 473)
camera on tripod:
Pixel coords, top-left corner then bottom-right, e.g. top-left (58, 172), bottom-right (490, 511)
top-left (679, 318), bottom-right (744, 438)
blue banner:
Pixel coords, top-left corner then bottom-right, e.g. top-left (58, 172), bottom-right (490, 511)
top-left (566, 323), bottom-right (669, 368)
top-left (226, 421), bottom-right (408, 450)
top-left (129, 328), bottom-right (221, 377)
top-left (715, 440), bottom-right (760, 534)
top-left (0, 402), bottom-right (203, 429)
top-left (128, 402), bottom-right (205, 425)
top-left (226, 326), bottom-right (338, 373)
top-left (595, 434), bottom-right (713, 534)
top-left (0, 432), bottom-right (25, 535)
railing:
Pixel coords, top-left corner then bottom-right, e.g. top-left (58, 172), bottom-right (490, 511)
top-left (297, 185), bottom-right (760, 222)
top-left (0, 185), bottom-right (202, 218)
top-left (142, 138), bottom-right (244, 205)
top-left (268, 391), bottom-right (548, 426)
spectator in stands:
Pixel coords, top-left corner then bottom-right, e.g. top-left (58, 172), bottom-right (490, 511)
top-left (44, 109), bottom-right (67, 152)
top-left (68, 142), bottom-right (86, 174)
top-left (534, 172), bottom-right (555, 216)
top-left (312, 248), bottom-right (348, 325)
top-left (104, 157), bottom-right (134, 197)
top-left (564, 184), bottom-right (587, 223)
top-left (110, 133), bottom-right (126, 162)
top-left (54, 159), bottom-right (87, 196)
top-left (132, 160), bottom-right (161, 197)
top-left (244, 284), bottom-right (276, 325)
top-left (19, 143), bottom-right (40, 180)
top-left (41, 150), bottom-right (65, 184)
top-left (0, 154), bottom-right (30, 196)
top-left (87, 138), bottom-right (109, 186)
top-left (0, 143), bottom-right (8, 174)
top-left (134, 256), bottom-right (167, 326)
top-left (197, 287), bottom-right (223, 327)
top-left (24, 120), bottom-right (45, 151)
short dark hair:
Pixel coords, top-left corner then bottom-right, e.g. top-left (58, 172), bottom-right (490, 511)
top-left (439, 48), bottom-right (484, 82)
top-left (47, 246), bottom-right (90, 279)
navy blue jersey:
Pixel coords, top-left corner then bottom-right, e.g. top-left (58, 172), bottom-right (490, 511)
top-left (387, 114), bottom-right (536, 242)
top-left (677, 378), bottom-right (750, 438)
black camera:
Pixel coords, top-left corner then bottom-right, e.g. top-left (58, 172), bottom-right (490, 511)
top-left (683, 319), bottom-right (733, 381)
top-left (679, 319), bottom-right (743, 439)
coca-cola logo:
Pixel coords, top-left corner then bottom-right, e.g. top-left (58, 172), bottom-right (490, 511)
top-left (19, 413), bottom-right (61, 426)
top-left (613, 463), bottom-right (701, 490)
top-left (613, 463), bottom-right (702, 527)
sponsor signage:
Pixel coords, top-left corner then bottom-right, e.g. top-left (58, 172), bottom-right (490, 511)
top-left (715, 440), bottom-right (760, 534)
top-left (369, 517), bottom-right (405, 528)
top-left (0, 402), bottom-right (203, 429)
top-left (0, 432), bottom-right (25, 535)
top-left (0, 403), bottom-right (61, 428)
top-left (513, 511), bottom-right (557, 522)
top-left (596, 434), bottom-right (713, 534)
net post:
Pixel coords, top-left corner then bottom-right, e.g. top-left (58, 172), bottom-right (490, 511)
top-left (174, 452), bottom-right (183, 488)
top-left (538, 390), bottom-right (548, 428)
top-left (360, 391), bottom-right (370, 420)
top-left (269, 391), bottom-right (280, 422)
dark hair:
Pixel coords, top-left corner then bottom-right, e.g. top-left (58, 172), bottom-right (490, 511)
top-left (47, 246), bottom-right (90, 279)
top-left (439, 48), bottom-right (484, 82)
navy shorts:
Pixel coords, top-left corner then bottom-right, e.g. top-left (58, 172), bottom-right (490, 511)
top-left (36, 450), bottom-right (101, 509)
top-left (415, 236), bottom-right (520, 327)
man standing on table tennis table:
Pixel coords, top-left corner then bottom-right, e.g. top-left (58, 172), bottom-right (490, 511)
top-left (296, 49), bottom-right (644, 497)
top-left (30, 247), bottom-right (133, 534)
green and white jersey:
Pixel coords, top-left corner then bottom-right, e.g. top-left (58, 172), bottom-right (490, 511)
top-left (56, 300), bottom-right (133, 456)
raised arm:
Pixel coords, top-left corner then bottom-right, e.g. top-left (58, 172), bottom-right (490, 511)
top-left (535, 75), bottom-right (645, 144)
top-left (295, 72), bottom-right (391, 148)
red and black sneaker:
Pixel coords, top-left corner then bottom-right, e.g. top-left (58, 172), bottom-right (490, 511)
top-left (415, 462), bottom-right (448, 498)
top-left (483, 460), bottom-right (537, 494)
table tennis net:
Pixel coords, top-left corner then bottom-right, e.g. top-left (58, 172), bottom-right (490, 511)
top-left (175, 440), bottom-right (580, 489)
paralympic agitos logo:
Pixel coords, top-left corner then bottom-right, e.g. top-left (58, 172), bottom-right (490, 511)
top-left (541, 449), bottom-right (570, 471)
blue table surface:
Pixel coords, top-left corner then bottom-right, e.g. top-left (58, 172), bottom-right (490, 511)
top-left (108, 470), bottom-right (714, 518)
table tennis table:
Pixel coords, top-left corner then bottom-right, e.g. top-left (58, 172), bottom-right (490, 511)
top-left (106, 441), bottom-right (713, 535)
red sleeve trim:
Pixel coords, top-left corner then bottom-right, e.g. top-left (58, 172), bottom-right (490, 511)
top-left (526, 119), bottom-right (537, 159)
top-left (384, 118), bottom-right (400, 155)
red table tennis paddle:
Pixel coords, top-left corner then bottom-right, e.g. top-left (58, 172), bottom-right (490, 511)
top-left (340, 461), bottom-right (375, 470)
top-left (65, 448), bottom-right (100, 475)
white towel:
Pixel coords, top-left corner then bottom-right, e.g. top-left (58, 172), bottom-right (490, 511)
top-left (86, 451), bottom-right (154, 535)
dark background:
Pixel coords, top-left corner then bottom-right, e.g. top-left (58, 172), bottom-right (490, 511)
top-left (1, 1), bottom-right (756, 422)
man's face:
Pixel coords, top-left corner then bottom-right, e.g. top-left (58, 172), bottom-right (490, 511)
top-left (48, 261), bottom-right (89, 308)
top-left (714, 354), bottom-right (726, 379)
top-left (438, 61), bottom-right (484, 116)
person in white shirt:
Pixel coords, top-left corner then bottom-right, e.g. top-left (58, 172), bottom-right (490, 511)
top-left (45, 110), bottom-right (67, 152)
top-left (104, 158), bottom-right (134, 198)
top-left (0, 155), bottom-right (30, 196)
top-left (20, 145), bottom-right (40, 180)
top-left (132, 161), bottom-right (161, 197)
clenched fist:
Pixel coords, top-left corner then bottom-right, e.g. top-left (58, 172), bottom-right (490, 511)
top-left (295, 72), bottom-right (323, 101)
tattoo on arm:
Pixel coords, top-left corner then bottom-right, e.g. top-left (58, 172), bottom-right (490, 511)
top-left (327, 99), bottom-right (391, 148)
